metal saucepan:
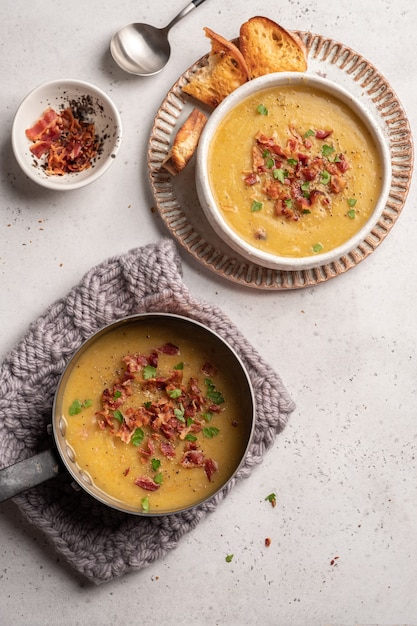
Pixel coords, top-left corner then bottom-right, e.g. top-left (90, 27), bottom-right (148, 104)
top-left (0, 314), bottom-right (255, 516)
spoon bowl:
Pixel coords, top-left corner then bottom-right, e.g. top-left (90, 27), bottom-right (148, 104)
top-left (110, 0), bottom-right (207, 76)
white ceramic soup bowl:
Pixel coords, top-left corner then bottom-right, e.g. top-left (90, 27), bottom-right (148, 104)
top-left (12, 79), bottom-right (122, 190)
top-left (196, 72), bottom-right (392, 271)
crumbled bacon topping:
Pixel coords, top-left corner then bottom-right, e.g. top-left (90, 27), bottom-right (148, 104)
top-left (25, 103), bottom-right (102, 175)
top-left (95, 348), bottom-right (223, 498)
top-left (245, 125), bottom-right (350, 226)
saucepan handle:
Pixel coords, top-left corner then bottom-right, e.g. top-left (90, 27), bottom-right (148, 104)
top-left (0, 448), bottom-right (61, 503)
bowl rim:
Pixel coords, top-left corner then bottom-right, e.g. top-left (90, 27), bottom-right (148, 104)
top-left (196, 71), bottom-right (392, 271)
top-left (11, 78), bottom-right (122, 191)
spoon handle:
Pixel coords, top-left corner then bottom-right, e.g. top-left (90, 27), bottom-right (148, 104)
top-left (166, 0), bottom-right (208, 31)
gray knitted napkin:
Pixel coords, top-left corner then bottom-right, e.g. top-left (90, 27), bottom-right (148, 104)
top-left (0, 238), bottom-right (295, 585)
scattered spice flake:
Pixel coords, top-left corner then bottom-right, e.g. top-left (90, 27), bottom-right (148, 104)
top-left (330, 556), bottom-right (340, 566)
top-left (225, 554), bottom-right (234, 563)
top-left (265, 493), bottom-right (277, 507)
top-left (265, 537), bottom-right (272, 547)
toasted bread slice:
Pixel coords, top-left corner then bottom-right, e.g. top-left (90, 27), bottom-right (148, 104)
top-left (239, 16), bottom-right (307, 78)
top-left (161, 108), bottom-right (208, 175)
top-left (182, 27), bottom-right (250, 108)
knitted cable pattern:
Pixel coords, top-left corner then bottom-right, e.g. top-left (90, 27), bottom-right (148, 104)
top-left (0, 238), bottom-right (295, 584)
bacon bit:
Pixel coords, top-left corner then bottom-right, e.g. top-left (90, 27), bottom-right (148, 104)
top-left (157, 342), bottom-right (180, 355)
top-left (25, 105), bottom-right (102, 175)
top-left (138, 437), bottom-right (155, 458)
top-left (315, 129), bottom-right (333, 139)
top-left (330, 174), bottom-right (347, 194)
top-left (201, 361), bottom-right (218, 377)
top-left (180, 449), bottom-right (205, 468)
top-left (134, 476), bottom-right (161, 492)
top-left (122, 353), bottom-right (148, 373)
top-left (254, 227), bottom-right (267, 240)
top-left (265, 537), bottom-right (272, 547)
top-left (244, 172), bottom-right (258, 186)
top-left (25, 108), bottom-right (59, 141)
top-left (160, 441), bottom-right (176, 459)
top-left (204, 458), bottom-right (218, 482)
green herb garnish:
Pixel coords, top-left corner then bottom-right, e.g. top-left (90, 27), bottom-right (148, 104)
top-left (322, 144), bottom-right (335, 157)
top-left (185, 433), bottom-right (197, 442)
top-left (205, 379), bottom-right (225, 405)
top-left (265, 493), bottom-right (277, 507)
top-left (141, 497), bottom-right (150, 512)
top-left (251, 200), bottom-right (263, 212)
top-left (225, 554), bottom-right (234, 563)
top-left (203, 426), bottom-right (220, 438)
top-left (173, 362), bottom-right (184, 370)
top-left (312, 242), bottom-right (324, 253)
top-left (174, 403), bottom-right (185, 422)
top-left (168, 388), bottom-right (182, 399)
top-left (131, 427), bottom-right (144, 446)
top-left (347, 209), bottom-right (356, 219)
top-left (154, 472), bottom-right (163, 485)
top-left (301, 181), bottom-right (310, 197)
top-left (113, 410), bottom-right (124, 423)
top-left (257, 103), bottom-right (268, 115)
top-left (273, 168), bottom-right (286, 183)
top-left (68, 399), bottom-right (92, 415)
top-left (304, 129), bottom-right (315, 138)
top-left (151, 458), bottom-right (161, 472)
top-left (320, 170), bottom-right (331, 185)
top-left (143, 365), bottom-right (157, 380)
top-left (347, 198), bottom-right (357, 207)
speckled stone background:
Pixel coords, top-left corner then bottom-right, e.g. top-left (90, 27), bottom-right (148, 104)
top-left (0, 0), bottom-right (416, 624)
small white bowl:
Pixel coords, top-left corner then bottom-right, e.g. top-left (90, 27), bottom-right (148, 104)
top-left (196, 72), bottom-right (392, 271)
top-left (12, 79), bottom-right (122, 190)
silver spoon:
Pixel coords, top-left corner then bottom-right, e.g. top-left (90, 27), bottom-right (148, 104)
top-left (110, 0), bottom-right (208, 76)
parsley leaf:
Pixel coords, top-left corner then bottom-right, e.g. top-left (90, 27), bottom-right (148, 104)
top-left (69, 399), bottom-right (92, 415)
top-left (143, 365), bottom-right (157, 380)
top-left (113, 410), bottom-right (124, 423)
top-left (257, 104), bottom-right (268, 115)
top-left (322, 144), bottom-right (335, 157)
top-left (205, 379), bottom-right (225, 405)
top-left (203, 426), bottom-right (220, 438)
top-left (251, 200), bottom-right (263, 212)
top-left (131, 427), bottom-right (144, 446)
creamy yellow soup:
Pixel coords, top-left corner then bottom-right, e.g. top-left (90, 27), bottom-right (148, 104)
top-left (58, 319), bottom-right (252, 513)
top-left (208, 85), bottom-right (383, 258)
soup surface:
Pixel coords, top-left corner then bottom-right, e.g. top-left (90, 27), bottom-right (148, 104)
top-left (208, 84), bottom-right (383, 258)
top-left (59, 319), bottom-right (252, 513)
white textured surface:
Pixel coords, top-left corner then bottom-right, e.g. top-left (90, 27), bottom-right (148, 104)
top-left (0, 1), bottom-right (416, 624)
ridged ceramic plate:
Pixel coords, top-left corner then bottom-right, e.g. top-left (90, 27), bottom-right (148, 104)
top-left (148, 32), bottom-right (413, 290)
